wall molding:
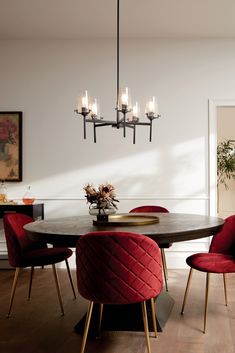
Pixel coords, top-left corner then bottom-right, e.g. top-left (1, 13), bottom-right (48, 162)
top-left (11, 195), bottom-right (209, 201)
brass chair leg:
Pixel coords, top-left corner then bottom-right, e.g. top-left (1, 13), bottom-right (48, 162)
top-left (80, 301), bottom-right (94, 353)
top-left (150, 298), bottom-right (158, 337)
top-left (161, 248), bottom-right (168, 279)
top-left (7, 267), bottom-right (21, 318)
top-left (161, 249), bottom-right (168, 291)
top-left (28, 266), bottom-right (34, 300)
top-left (52, 264), bottom-right (64, 316)
top-left (65, 259), bottom-right (76, 299)
top-left (203, 272), bottom-right (210, 334)
top-left (141, 301), bottom-right (151, 353)
top-left (223, 273), bottom-right (228, 306)
top-left (97, 303), bottom-right (104, 338)
top-left (181, 267), bottom-right (193, 315)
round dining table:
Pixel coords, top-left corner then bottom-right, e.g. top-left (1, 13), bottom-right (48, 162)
top-left (24, 212), bottom-right (223, 246)
top-left (24, 212), bottom-right (224, 335)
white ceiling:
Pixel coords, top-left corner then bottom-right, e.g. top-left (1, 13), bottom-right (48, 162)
top-left (1, 0), bottom-right (235, 39)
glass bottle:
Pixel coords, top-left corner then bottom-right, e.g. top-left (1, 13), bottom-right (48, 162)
top-left (22, 185), bottom-right (35, 205)
top-left (0, 181), bottom-right (7, 203)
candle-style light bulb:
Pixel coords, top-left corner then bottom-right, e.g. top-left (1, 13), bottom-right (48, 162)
top-left (91, 98), bottom-right (99, 118)
top-left (122, 87), bottom-right (128, 110)
top-left (119, 87), bottom-right (131, 111)
top-left (82, 90), bottom-right (89, 109)
top-left (146, 96), bottom-right (158, 117)
top-left (79, 90), bottom-right (90, 115)
top-left (132, 102), bottom-right (140, 122)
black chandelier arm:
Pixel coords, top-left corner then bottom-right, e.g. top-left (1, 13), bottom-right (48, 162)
top-left (123, 112), bottom-right (126, 137)
top-left (93, 121), bottom-right (114, 143)
top-left (83, 116), bottom-right (86, 139)
top-left (116, 0), bottom-right (120, 124)
top-left (119, 122), bottom-right (136, 144)
top-left (150, 119), bottom-right (153, 142)
top-left (129, 121), bottom-right (151, 126)
top-left (86, 118), bottom-right (114, 124)
top-left (85, 118), bottom-right (154, 127)
top-left (92, 119), bottom-right (135, 143)
top-left (93, 121), bottom-right (96, 143)
top-left (81, 116), bottom-right (160, 144)
top-left (81, 114), bottom-right (159, 144)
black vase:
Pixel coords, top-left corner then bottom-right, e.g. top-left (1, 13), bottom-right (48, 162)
top-left (96, 213), bottom-right (109, 222)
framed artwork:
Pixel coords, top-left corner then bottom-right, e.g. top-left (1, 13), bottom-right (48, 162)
top-left (0, 112), bottom-right (22, 181)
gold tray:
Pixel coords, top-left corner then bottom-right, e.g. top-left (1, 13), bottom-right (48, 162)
top-left (0, 201), bottom-right (17, 205)
top-left (93, 214), bottom-right (159, 226)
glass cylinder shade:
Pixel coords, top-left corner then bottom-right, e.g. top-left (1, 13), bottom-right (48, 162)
top-left (77, 90), bottom-right (91, 114)
top-left (145, 96), bottom-right (159, 117)
top-left (118, 87), bottom-right (132, 111)
top-left (132, 102), bottom-right (140, 121)
top-left (90, 98), bottom-right (100, 119)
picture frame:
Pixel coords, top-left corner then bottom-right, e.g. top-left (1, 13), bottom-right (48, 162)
top-left (0, 111), bottom-right (22, 181)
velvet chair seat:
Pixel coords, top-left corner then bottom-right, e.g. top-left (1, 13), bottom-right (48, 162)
top-left (21, 247), bottom-right (72, 267)
top-left (186, 252), bottom-right (235, 273)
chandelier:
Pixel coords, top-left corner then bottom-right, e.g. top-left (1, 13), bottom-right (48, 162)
top-left (74, 0), bottom-right (161, 144)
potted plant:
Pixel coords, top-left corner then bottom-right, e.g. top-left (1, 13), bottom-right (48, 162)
top-left (217, 139), bottom-right (235, 214)
top-left (217, 139), bottom-right (235, 188)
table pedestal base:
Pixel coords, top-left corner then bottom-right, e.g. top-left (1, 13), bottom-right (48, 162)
top-left (74, 292), bottom-right (174, 337)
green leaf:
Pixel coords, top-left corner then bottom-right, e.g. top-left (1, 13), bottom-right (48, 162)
top-left (217, 139), bottom-right (235, 188)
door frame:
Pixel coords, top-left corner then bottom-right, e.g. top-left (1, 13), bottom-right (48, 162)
top-left (209, 99), bottom-right (235, 216)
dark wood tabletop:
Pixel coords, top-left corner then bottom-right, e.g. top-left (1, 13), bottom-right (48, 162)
top-left (24, 212), bottom-right (224, 247)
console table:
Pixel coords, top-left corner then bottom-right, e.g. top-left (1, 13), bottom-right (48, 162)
top-left (0, 203), bottom-right (44, 267)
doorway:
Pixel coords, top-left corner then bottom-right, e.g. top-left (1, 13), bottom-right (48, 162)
top-left (209, 99), bottom-right (235, 216)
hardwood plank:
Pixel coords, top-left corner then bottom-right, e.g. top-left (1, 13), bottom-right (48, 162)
top-left (0, 268), bottom-right (234, 353)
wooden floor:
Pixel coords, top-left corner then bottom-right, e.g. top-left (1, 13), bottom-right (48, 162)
top-left (0, 268), bottom-right (235, 353)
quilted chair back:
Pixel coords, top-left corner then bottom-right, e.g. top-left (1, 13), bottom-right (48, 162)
top-left (130, 205), bottom-right (169, 214)
top-left (3, 213), bottom-right (46, 267)
top-left (76, 231), bottom-right (163, 305)
top-left (209, 215), bottom-right (235, 256)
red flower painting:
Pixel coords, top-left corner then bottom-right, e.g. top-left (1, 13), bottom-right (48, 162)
top-left (0, 119), bottom-right (18, 144)
top-left (0, 112), bottom-right (22, 181)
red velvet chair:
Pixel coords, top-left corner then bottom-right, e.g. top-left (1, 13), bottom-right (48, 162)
top-left (181, 215), bottom-right (235, 333)
top-left (3, 213), bottom-right (76, 317)
top-left (76, 231), bottom-right (163, 353)
top-left (129, 205), bottom-right (171, 291)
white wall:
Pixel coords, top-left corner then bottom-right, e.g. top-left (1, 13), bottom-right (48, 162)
top-left (1, 39), bottom-right (235, 267)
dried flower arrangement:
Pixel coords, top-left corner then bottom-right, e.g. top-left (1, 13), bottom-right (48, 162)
top-left (84, 183), bottom-right (119, 211)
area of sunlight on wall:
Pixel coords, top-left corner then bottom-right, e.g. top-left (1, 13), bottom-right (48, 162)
top-left (8, 149), bottom-right (161, 199)
top-left (6, 136), bottom-right (208, 225)
top-left (170, 136), bottom-right (207, 197)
